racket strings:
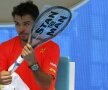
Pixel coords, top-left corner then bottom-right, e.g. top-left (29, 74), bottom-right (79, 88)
top-left (30, 7), bottom-right (72, 48)
top-left (37, 9), bottom-right (69, 37)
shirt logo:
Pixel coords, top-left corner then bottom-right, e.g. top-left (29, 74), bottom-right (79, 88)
top-left (40, 48), bottom-right (46, 54)
top-left (49, 68), bottom-right (56, 73)
top-left (50, 62), bottom-right (57, 68)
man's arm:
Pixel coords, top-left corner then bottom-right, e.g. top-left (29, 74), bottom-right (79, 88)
top-left (21, 43), bottom-right (54, 89)
top-left (32, 69), bottom-right (53, 89)
top-left (0, 44), bottom-right (12, 85)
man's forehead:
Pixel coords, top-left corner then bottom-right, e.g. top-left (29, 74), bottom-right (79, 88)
top-left (14, 15), bottom-right (33, 22)
top-left (14, 17), bottom-right (33, 25)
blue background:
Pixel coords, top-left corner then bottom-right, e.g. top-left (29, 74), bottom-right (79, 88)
top-left (0, 0), bottom-right (108, 90)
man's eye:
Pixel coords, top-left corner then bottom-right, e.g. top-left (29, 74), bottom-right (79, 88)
top-left (24, 23), bottom-right (30, 26)
top-left (15, 23), bottom-right (19, 26)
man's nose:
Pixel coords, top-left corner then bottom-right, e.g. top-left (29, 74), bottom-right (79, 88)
top-left (19, 25), bottom-right (26, 32)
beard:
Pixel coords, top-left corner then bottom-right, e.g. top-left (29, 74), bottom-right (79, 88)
top-left (19, 32), bottom-right (29, 43)
top-left (21, 37), bottom-right (28, 43)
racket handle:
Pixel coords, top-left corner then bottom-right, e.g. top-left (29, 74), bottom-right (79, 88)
top-left (8, 55), bottom-right (23, 73)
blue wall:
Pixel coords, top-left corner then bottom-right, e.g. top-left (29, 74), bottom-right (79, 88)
top-left (0, 0), bottom-right (108, 90)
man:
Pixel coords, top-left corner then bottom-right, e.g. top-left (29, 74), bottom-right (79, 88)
top-left (0, 1), bottom-right (60, 90)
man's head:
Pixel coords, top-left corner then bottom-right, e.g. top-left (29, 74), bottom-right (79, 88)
top-left (12, 1), bottom-right (39, 44)
top-left (12, 1), bottom-right (39, 21)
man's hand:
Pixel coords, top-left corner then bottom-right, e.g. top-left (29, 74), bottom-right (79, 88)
top-left (21, 44), bottom-right (53, 89)
top-left (21, 43), bottom-right (36, 66)
top-left (0, 71), bottom-right (12, 85)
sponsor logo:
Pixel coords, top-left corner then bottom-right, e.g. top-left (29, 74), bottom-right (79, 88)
top-left (40, 48), bottom-right (46, 53)
top-left (50, 68), bottom-right (56, 73)
top-left (50, 62), bottom-right (57, 67)
top-left (35, 11), bottom-right (68, 36)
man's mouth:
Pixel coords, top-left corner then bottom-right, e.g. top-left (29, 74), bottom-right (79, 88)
top-left (19, 33), bottom-right (29, 36)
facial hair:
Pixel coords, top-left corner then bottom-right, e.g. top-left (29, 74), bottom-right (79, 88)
top-left (19, 32), bottom-right (29, 43)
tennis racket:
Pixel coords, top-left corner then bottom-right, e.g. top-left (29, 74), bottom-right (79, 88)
top-left (8, 6), bottom-right (72, 73)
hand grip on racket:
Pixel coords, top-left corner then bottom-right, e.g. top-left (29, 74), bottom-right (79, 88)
top-left (8, 6), bottom-right (72, 73)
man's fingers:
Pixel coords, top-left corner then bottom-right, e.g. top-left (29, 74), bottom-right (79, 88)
top-left (1, 71), bottom-right (11, 76)
top-left (2, 78), bottom-right (12, 85)
top-left (0, 71), bottom-right (12, 85)
top-left (26, 43), bottom-right (33, 50)
top-left (24, 45), bottom-right (31, 54)
top-left (1, 75), bottom-right (12, 80)
top-left (22, 43), bottom-right (33, 57)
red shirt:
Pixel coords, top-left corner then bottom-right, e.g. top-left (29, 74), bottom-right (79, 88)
top-left (0, 36), bottom-right (60, 90)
